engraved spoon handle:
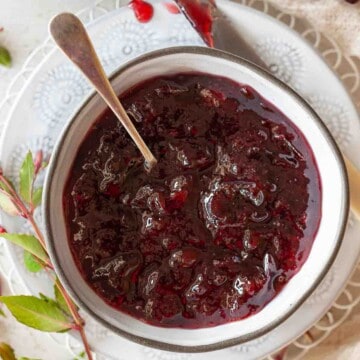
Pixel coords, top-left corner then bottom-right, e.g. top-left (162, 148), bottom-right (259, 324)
top-left (49, 12), bottom-right (157, 169)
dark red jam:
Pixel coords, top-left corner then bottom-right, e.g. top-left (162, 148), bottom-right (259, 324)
top-left (64, 73), bottom-right (321, 328)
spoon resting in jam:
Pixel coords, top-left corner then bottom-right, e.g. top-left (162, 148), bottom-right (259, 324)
top-left (49, 13), bottom-right (157, 170)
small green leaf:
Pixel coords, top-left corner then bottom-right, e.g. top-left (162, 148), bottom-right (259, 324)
top-left (19, 152), bottom-right (35, 204)
top-left (0, 192), bottom-right (18, 216)
top-left (0, 47), bottom-right (11, 68)
top-left (73, 351), bottom-right (86, 360)
top-left (0, 296), bottom-right (73, 332)
top-left (0, 343), bottom-right (16, 360)
top-left (38, 293), bottom-right (63, 309)
top-left (0, 177), bottom-right (15, 195)
top-left (54, 284), bottom-right (71, 316)
top-left (39, 292), bottom-right (72, 320)
top-left (23, 251), bottom-right (43, 273)
top-left (1, 234), bottom-right (48, 263)
top-left (0, 308), bottom-right (5, 317)
top-left (32, 187), bottom-right (43, 208)
top-left (38, 293), bottom-right (64, 310)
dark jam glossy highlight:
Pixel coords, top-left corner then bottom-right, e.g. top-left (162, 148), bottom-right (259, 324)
top-left (64, 73), bottom-right (321, 328)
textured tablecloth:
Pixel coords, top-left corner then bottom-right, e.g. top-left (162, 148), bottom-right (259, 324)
top-left (0, 0), bottom-right (359, 359)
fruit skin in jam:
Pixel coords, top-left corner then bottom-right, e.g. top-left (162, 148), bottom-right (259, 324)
top-left (63, 73), bottom-right (321, 329)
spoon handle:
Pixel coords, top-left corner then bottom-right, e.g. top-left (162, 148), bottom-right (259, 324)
top-left (49, 13), bottom-right (157, 169)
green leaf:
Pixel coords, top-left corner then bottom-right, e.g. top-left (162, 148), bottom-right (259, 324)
top-left (0, 308), bottom-right (5, 317)
top-left (38, 293), bottom-right (64, 311)
top-left (0, 177), bottom-right (15, 195)
top-left (54, 284), bottom-right (71, 316)
top-left (73, 351), bottom-right (86, 360)
top-left (19, 151), bottom-right (35, 204)
top-left (39, 292), bottom-right (72, 321)
top-left (0, 296), bottom-right (73, 332)
top-left (0, 192), bottom-right (18, 216)
top-left (38, 293), bottom-right (61, 307)
top-left (23, 251), bottom-right (43, 273)
top-left (32, 187), bottom-right (43, 208)
top-left (0, 343), bottom-right (16, 360)
top-left (0, 47), bottom-right (11, 68)
top-left (1, 234), bottom-right (48, 263)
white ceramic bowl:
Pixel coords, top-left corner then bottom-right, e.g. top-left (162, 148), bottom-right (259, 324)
top-left (43, 47), bottom-right (349, 352)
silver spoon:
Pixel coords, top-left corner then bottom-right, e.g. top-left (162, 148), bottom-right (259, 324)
top-left (49, 12), bottom-right (157, 170)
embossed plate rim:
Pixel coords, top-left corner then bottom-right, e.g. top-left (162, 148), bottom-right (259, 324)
top-left (0, 1), bottom-right (359, 359)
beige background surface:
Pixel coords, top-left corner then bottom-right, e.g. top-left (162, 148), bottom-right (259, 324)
top-left (0, 0), bottom-right (359, 359)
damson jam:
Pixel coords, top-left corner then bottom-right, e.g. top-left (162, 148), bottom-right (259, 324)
top-left (64, 73), bottom-right (321, 328)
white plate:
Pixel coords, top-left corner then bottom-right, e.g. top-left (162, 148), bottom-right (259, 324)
top-left (0, 1), bottom-right (359, 359)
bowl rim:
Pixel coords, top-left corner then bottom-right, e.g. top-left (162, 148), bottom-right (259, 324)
top-left (43, 46), bottom-right (349, 353)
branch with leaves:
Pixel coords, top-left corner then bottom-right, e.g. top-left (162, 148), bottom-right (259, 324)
top-left (0, 151), bottom-right (92, 360)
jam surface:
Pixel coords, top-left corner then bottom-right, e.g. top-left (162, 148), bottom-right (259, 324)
top-left (64, 73), bottom-right (321, 328)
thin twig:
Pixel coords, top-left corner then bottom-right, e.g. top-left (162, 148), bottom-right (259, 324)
top-left (55, 280), bottom-right (93, 360)
top-left (0, 173), bottom-right (93, 360)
